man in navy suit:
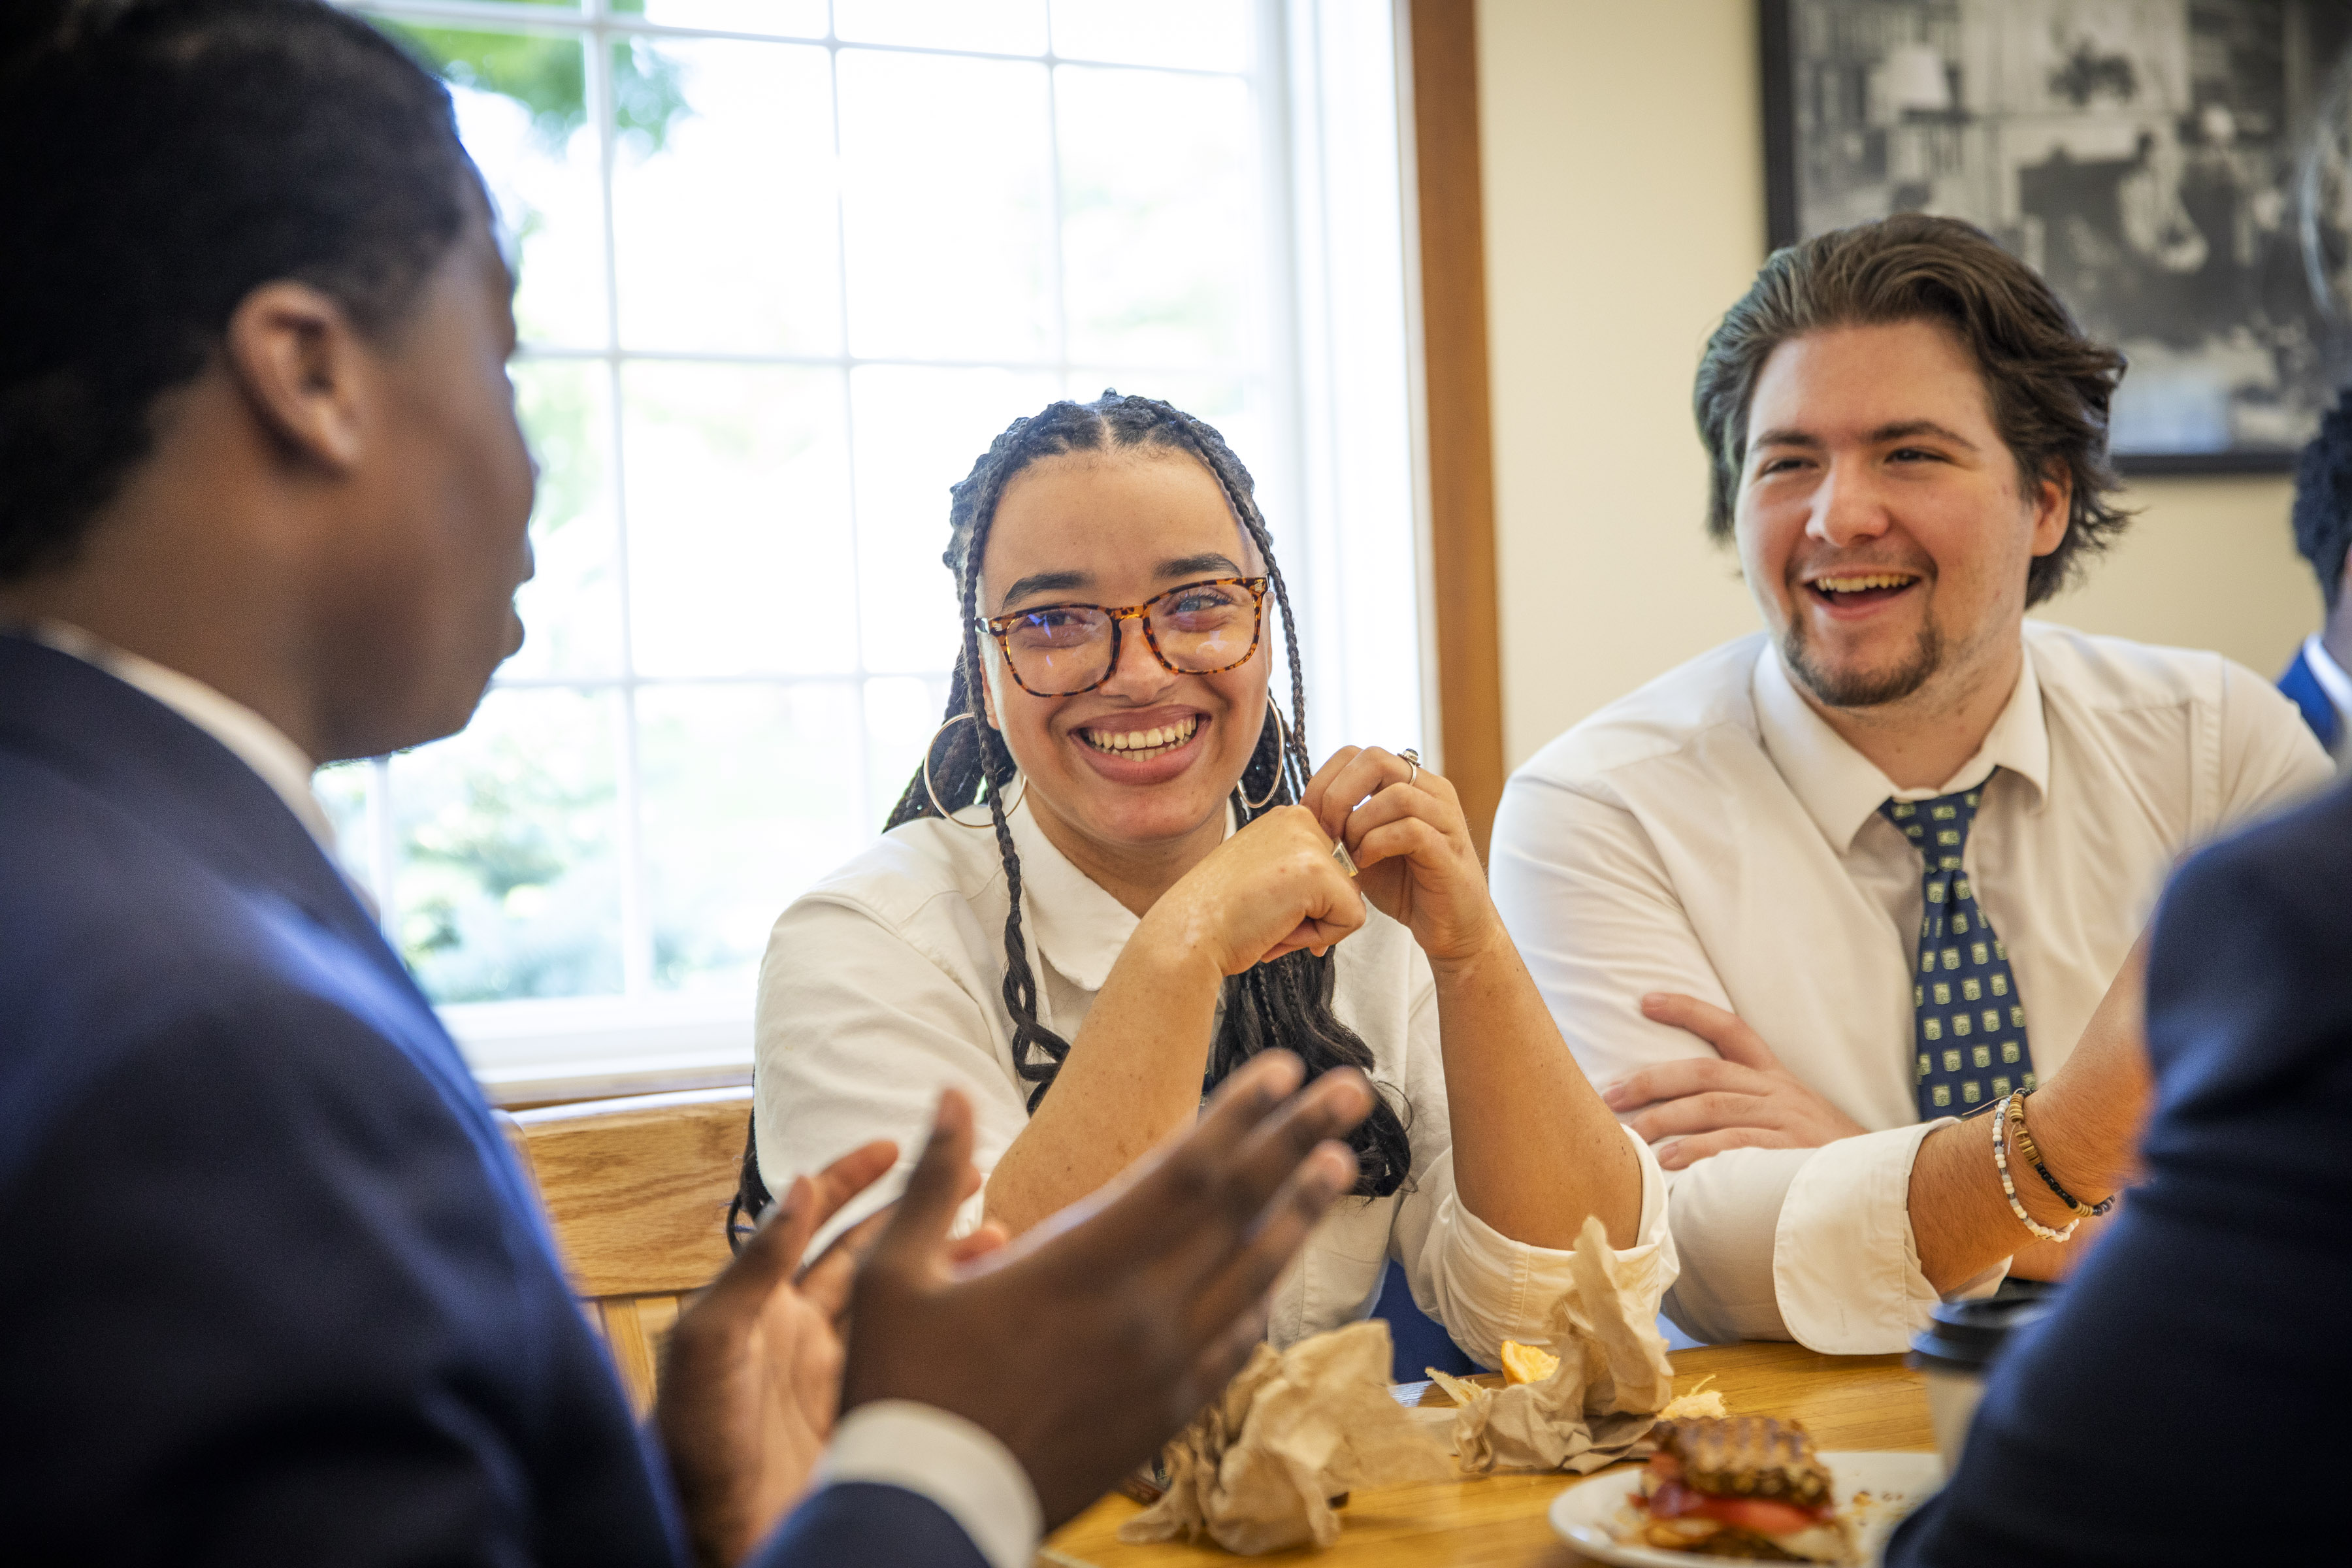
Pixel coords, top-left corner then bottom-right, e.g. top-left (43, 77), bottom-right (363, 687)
top-left (1886, 774), bottom-right (2352, 1563)
top-left (2280, 390), bottom-right (2352, 764)
top-left (0, 5), bottom-right (1375, 1565)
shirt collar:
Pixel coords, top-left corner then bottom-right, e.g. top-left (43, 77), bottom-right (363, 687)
top-left (28, 620), bottom-right (336, 851)
top-left (1752, 639), bottom-right (2050, 853)
top-left (2303, 633), bottom-right (2352, 727)
top-left (1002, 791), bottom-right (1235, 994)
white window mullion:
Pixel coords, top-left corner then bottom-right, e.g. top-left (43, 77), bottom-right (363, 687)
top-left (585, 9), bottom-right (653, 996)
top-left (1255, 0), bottom-right (1322, 744)
top-left (367, 755), bottom-right (399, 930)
top-left (828, 38), bottom-right (878, 832)
top-left (1043, 29), bottom-right (1071, 378)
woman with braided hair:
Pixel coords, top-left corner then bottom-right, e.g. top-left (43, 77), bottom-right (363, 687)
top-left (751, 391), bottom-right (1673, 1362)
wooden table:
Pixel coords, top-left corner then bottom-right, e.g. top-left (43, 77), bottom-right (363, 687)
top-left (1039, 1341), bottom-right (1933, 1567)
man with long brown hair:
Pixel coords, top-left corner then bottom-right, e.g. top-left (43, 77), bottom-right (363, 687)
top-left (1490, 214), bottom-right (2328, 1352)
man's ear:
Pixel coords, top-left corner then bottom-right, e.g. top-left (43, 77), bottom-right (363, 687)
top-left (221, 281), bottom-right (371, 472)
top-left (2026, 464), bottom-right (2072, 558)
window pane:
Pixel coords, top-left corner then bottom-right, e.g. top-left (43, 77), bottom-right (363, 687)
top-left (610, 39), bottom-right (840, 355)
top-left (621, 361), bottom-right (856, 676)
top-left (850, 365), bottom-right (1062, 674)
top-left (865, 674), bottom-right (951, 828)
top-left (380, 24), bottom-right (608, 348)
top-left (638, 681), bottom-right (867, 992)
top-left (391, 688), bottom-right (624, 1003)
top-left (1050, 0), bottom-right (1252, 72)
top-left (316, 760), bottom-right (378, 896)
top-left (834, 0), bottom-right (1047, 54)
top-left (838, 50), bottom-right (1056, 361)
top-left (1068, 370), bottom-right (1259, 461)
top-left (1058, 65), bottom-right (1256, 367)
top-left (619, 0), bottom-right (828, 35)
top-left (504, 360), bottom-right (624, 680)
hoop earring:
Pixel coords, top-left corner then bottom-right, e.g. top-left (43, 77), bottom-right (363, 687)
top-left (923, 712), bottom-right (1025, 829)
top-left (1241, 701), bottom-right (1290, 811)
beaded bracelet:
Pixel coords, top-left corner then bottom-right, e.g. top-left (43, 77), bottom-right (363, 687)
top-left (1989, 1091), bottom-right (2078, 1244)
top-left (2006, 1091), bottom-right (2116, 1219)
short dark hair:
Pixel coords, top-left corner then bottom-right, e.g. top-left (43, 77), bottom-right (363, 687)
top-left (1693, 214), bottom-right (2131, 606)
top-left (2292, 387), bottom-right (2352, 612)
top-left (0, 0), bottom-right (474, 581)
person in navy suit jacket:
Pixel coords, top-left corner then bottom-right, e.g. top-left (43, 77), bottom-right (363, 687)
top-left (1885, 774), bottom-right (2352, 1563)
top-left (2280, 389), bottom-right (2352, 763)
top-left (0, 5), bottom-right (1377, 1565)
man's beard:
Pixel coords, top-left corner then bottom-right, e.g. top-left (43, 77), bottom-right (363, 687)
top-left (1782, 612), bottom-right (1944, 708)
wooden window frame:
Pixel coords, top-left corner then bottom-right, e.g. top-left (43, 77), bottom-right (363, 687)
top-left (1403, 0), bottom-right (1505, 857)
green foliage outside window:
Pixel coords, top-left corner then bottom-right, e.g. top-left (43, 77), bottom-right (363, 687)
top-left (382, 20), bottom-right (692, 154)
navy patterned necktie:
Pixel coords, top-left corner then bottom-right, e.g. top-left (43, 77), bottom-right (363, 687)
top-left (1879, 776), bottom-right (2036, 1121)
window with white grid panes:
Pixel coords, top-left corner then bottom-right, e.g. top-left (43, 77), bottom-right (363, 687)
top-left (327, 1), bottom-right (1298, 1029)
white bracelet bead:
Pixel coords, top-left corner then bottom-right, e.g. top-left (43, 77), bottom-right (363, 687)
top-left (1991, 1091), bottom-right (2079, 1245)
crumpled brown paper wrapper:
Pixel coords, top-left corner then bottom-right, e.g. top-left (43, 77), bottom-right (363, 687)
top-left (1426, 1214), bottom-right (1674, 1474)
top-left (1117, 1318), bottom-right (1455, 1554)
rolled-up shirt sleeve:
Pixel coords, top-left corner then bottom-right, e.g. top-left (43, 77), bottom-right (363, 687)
top-left (1382, 955), bottom-right (1678, 1367)
top-left (1397, 1129), bottom-right (1676, 1368)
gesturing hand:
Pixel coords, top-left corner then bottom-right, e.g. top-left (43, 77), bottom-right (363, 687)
top-left (1300, 745), bottom-right (1501, 967)
top-left (841, 1051), bottom-right (1373, 1530)
top-left (657, 1141), bottom-right (1002, 1568)
top-left (1603, 993), bottom-right (1867, 1170)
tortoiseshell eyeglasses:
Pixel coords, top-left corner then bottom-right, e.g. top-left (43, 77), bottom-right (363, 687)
top-left (976, 576), bottom-right (1271, 696)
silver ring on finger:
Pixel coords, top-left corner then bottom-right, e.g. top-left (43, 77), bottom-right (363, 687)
top-left (1398, 747), bottom-right (1420, 789)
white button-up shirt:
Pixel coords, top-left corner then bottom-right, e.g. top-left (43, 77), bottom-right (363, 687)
top-left (754, 799), bottom-right (1674, 1367)
top-left (1490, 622), bottom-right (2330, 1353)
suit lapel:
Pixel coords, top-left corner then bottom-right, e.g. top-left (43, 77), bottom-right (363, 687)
top-left (0, 634), bottom-right (549, 1235)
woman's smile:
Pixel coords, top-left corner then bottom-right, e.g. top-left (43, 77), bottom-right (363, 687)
top-left (1068, 705), bottom-right (1210, 783)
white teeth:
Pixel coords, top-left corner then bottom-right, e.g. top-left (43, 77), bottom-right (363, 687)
top-left (1815, 573), bottom-right (1914, 593)
top-left (1083, 716), bottom-right (1200, 757)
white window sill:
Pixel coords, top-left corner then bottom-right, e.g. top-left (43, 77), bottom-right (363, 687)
top-left (440, 994), bottom-right (753, 1107)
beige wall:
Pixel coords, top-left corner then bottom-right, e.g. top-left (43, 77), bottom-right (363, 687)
top-left (1474, 0), bottom-right (2321, 772)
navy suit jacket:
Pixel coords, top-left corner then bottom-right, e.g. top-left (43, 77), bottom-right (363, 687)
top-left (2278, 643), bottom-right (2342, 754)
top-left (0, 634), bottom-right (984, 1567)
top-left (1886, 776), bottom-right (2352, 1564)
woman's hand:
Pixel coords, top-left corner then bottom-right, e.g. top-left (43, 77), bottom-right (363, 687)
top-left (1136, 804), bottom-right (1369, 977)
top-left (1301, 746), bottom-right (1502, 969)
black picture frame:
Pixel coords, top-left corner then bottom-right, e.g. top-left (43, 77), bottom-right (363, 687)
top-left (1759, 0), bottom-right (2352, 475)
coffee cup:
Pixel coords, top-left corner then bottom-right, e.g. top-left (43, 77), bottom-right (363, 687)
top-left (1906, 1285), bottom-right (2057, 1473)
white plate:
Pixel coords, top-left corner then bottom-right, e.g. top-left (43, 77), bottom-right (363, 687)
top-left (1547, 1450), bottom-right (1945, 1566)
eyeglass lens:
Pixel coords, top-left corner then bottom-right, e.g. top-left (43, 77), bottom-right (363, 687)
top-left (998, 581), bottom-right (1259, 694)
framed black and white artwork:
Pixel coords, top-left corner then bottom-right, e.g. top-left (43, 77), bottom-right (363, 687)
top-left (1762, 0), bottom-right (2352, 472)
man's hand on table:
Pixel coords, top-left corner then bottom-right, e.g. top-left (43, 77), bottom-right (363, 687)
top-left (843, 1051), bottom-right (1374, 1531)
top-left (1603, 994), bottom-right (1867, 1169)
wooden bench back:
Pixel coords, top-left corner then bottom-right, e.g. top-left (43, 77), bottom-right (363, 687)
top-left (497, 1086), bottom-right (751, 1414)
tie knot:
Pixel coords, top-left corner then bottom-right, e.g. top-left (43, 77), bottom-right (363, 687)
top-left (1879, 775), bottom-right (1994, 870)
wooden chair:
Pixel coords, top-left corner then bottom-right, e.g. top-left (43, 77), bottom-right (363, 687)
top-left (496, 1085), bottom-right (752, 1416)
